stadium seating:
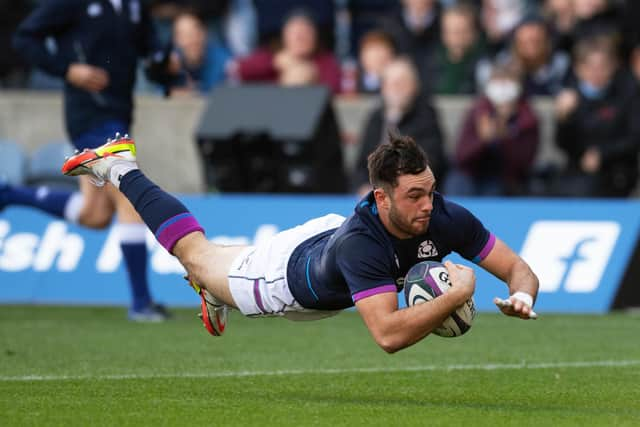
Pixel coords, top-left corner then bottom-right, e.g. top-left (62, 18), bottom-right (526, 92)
top-left (0, 140), bottom-right (27, 185)
top-left (26, 141), bottom-right (78, 189)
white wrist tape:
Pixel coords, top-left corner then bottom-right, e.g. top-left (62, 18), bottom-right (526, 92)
top-left (511, 292), bottom-right (534, 308)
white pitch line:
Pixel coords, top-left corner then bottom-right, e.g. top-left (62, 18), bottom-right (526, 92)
top-left (1, 359), bottom-right (639, 382)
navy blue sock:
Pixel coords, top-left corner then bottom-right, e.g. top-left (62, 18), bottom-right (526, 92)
top-left (120, 241), bottom-right (152, 311)
top-left (4, 185), bottom-right (73, 219)
top-left (119, 170), bottom-right (204, 252)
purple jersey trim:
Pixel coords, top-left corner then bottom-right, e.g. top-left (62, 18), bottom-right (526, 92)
top-left (253, 279), bottom-right (267, 314)
top-left (156, 213), bottom-right (204, 252)
top-left (352, 284), bottom-right (397, 303)
top-left (473, 233), bottom-right (496, 263)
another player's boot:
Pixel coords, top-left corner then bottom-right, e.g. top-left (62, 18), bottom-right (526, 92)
top-left (61, 133), bottom-right (137, 186)
top-left (185, 276), bottom-right (228, 336)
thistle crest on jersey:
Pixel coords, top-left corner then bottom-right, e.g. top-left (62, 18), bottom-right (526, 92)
top-left (418, 240), bottom-right (438, 258)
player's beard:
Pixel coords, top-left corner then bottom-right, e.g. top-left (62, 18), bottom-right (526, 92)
top-left (388, 199), bottom-right (429, 237)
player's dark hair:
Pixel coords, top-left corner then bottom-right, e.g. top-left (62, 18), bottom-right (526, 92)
top-left (367, 131), bottom-right (429, 190)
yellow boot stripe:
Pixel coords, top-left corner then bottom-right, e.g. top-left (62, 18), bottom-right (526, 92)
top-left (190, 281), bottom-right (202, 294)
top-left (96, 143), bottom-right (136, 157)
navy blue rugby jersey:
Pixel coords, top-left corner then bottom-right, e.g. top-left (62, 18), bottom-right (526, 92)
top-left (286, 191), bottom-right (495, 310)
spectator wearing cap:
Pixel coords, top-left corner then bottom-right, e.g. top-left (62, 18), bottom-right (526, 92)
top-left (430, 2), bottom-right (485, 95)
top-left (231, 9), bottom-right (340, 93)
top-left (445, 62), bottom-right (539, 196)
top-left (554, 36), bottom-right (640, 197)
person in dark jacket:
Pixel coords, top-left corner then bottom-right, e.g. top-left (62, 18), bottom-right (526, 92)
top-left (4, 0), bottom-right (177, 321)
top-left (378, 0), bottom-right (441, 93)
top-left (554, 36), bottom-right (640, 197)
top-left (445, 62), bottom-right (539, 196)
top-left (352, 57), bottom-right (446, 195)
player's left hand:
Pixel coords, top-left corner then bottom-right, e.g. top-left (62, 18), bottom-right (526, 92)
top-left (494, 293), bottom-right (537, 320)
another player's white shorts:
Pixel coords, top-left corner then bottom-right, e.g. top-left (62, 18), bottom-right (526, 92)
top-left (228, 213), bottom-right (345, 321)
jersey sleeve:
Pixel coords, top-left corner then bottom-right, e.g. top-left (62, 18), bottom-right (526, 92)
top-left (13, 0), bottom-right (78, 77)
top-left (444, 200), bottom-right (495, 263)
top-left (336, 234), bottom-right (397, 303)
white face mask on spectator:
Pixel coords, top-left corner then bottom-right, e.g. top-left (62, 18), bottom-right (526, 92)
top-left (485, 80), bottom-right (521, 105)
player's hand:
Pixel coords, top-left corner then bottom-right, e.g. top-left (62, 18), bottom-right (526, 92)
top-left (494, 293), bottom-right (538, 320)
top-left (554, 89), bottom-right (578, 120)
top-left (66, 63), bottom-right (109, 92)
top-left (580, 147), bottom-right (601, 173)
top-left (444, 261), bottom-right (476, 303)
top-left (476, 113), bottom-right (498, 142)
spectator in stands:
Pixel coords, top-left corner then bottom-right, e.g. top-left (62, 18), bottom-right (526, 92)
top-left (231, 9), bottom-right (341, 93)
top-left (357, 30), bottom-right (396, 94)
top-left (222, 0), bottom-right (258, 57)
top-left (379, 0), bottom-right (441, 92)
top-left (352, 57), bottom-right (446, 195)
top-left (542, 0), bottom-right (576, 54)
top-left (572, 0), bottom-right (621, 43)
top-left (148, 0), bottom-right (256, 58)
top-left (431, 2), bottom-right (485, 95)
top-left (554, 36), bottom-right (640, 197)
top-left (252, 0), bottom-right (335, 48)
top-left (445, 62), bottom-right (539, 196)
top-left (170, 11), bottom-right (231, 96)
top-left (481, 0), bottom-right (529, 54)
top-left (487, 17), bottom-right (570, 96)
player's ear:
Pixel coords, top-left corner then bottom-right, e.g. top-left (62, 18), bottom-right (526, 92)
top-left (373, 187), bottom-right (390, 209)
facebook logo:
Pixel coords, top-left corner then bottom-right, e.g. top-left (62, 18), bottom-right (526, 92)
top-left (519, 221), bottom-right (620, 293)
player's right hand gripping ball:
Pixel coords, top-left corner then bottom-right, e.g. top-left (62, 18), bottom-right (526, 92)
top-left (404, 261), bottom-right (476, 337)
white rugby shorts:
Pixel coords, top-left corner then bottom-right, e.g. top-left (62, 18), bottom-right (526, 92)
top-left (228, 214), bottom-right (346, 320)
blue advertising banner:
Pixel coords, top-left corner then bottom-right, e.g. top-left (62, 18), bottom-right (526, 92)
top-left (1, 195), bottom-right (639, 313)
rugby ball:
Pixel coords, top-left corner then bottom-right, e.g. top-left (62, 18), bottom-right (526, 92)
top-left (404, 260), bottom-right (476, 337)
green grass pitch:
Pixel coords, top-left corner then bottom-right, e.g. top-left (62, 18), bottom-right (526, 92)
top-left (1, 305), bottom-right (639, 426)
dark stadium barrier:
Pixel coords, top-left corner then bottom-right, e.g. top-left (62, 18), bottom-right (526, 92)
top-left (613, 237), bottom-right (640, 309)
top-left (1, 196), bottom-right (639, 313)
top-left (196, 84), bottom-right (347, 193)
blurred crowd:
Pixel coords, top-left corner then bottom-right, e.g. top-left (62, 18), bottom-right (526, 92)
top-left (3, 0), bottom-right (640, 198)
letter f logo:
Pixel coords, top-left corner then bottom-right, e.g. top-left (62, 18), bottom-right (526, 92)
top-left (520, 222), bottom-right (619, 293)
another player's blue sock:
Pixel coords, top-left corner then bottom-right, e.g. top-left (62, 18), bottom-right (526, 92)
top-left (118, 170), bottom-right (204, 253)
top-left (2, 185), bottom-right (74, 219)
top-left (117, 223), bottom-right (153, 311)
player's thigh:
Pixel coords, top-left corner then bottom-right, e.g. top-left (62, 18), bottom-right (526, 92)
top-left (106, 183), bottom-right (143, 223)
top-left (77, 176), bottom-right (115, 228)
top-left (174, 232), bottom-right (247, 308)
